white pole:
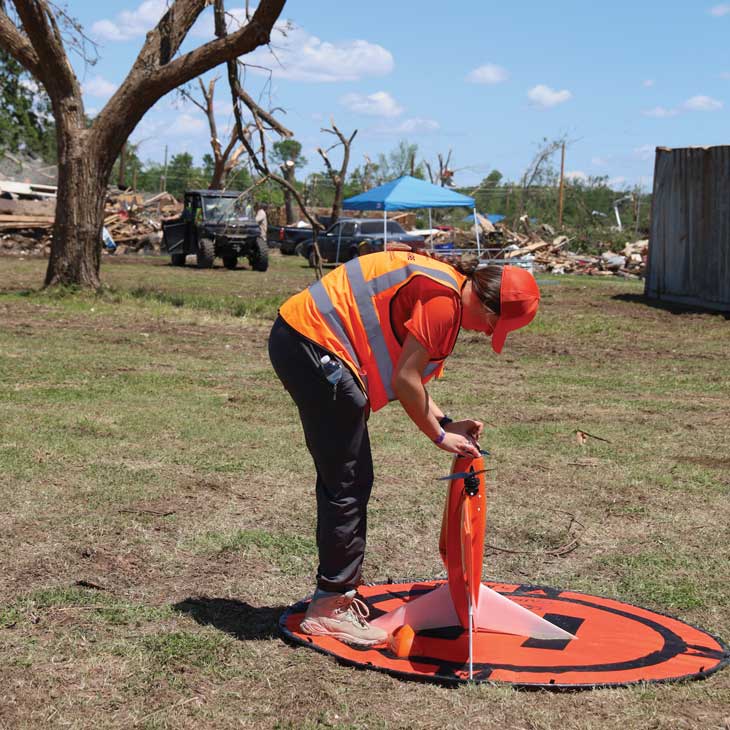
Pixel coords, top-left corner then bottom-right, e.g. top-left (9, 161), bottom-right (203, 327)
top-left (428, 209), bottom-right (433, 251)
top-left (468, 593), bottom-right (474, 680)
top-left (383, 209), bottom-right (388, 250)
top-left (473, 207), bottom-right (481, 257)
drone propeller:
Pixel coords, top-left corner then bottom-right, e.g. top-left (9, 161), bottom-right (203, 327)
top-left (436, 467), bottom-right (493, 482)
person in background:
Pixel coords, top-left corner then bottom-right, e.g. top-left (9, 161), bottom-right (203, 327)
top-left (268, 251), bottom-right (540, 646)
top-left (255, 203), bottom-right (268, 241)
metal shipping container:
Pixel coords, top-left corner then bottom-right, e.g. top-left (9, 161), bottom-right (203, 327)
top-left (646, 145), bottom-right (730, 311)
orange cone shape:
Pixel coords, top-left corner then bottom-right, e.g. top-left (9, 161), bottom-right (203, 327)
top-left (372, 455), bottom-right (575, 646)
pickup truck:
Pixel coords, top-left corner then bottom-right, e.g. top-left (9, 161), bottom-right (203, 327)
top-left (273, 216), bottom-right (334, 255)
top-left (298, 218), bottom-right (425, 266)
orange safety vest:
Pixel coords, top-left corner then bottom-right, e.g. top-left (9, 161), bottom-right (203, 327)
top-left (279, 251), bottom-right (465, 411)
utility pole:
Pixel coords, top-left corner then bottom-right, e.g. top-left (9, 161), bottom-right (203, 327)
top-left (160, 145), bottom-right (168, 193)
top-left (558, 142), bottom-right (566, 228)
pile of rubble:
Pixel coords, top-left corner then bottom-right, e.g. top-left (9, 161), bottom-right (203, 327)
top-left (0, 196), bottom-right (54, 255)
top-left (102, 191), bottom-right (181, 254)
top-left (535, 239), bottom-right (648, 278)
top-left (0, 189), bottom-right (182, 256)
top-left (428, 215), bottom-right (648, 279)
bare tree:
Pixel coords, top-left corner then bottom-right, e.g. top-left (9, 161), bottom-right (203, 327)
top-left (180, 77), bottom-right (248, 190)
top-left (317, 119), bottom-right (357, 223)
top-left (362, 154), bottom-right (375, 190)
top-left (518, 136), bottom-right (567, 219)
top-left (425, 150), bottom-right (454, 187)
top-left (212, 0), bottom-right (326, 277)
top-left (270, 139), bottom-right (306, 224)
top-left (0, 0), bottom-right (286, 288)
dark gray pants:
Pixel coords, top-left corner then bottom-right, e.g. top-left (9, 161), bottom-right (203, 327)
top-left (268, 316), bottom-right (373, 592)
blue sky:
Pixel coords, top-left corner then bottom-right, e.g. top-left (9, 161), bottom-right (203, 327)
top-left (67, 1), bottom-right (730, 191)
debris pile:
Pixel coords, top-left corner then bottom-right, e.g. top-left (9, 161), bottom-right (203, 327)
top-left (427, 218), bottom-right (648, 279)
top-left (0, 190), bottom-right (183, 256)
top-left (0, 197), bottom-right (54, 255)
top-left (102, 191), bottom-right (181, 254)
top-left (512, 237), bottom-right (648, 279)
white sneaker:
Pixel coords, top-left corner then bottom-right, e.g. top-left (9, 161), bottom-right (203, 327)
top-left (300, 590), bottom-right (387, 647)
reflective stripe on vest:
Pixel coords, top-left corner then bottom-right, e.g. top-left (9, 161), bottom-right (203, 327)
top-left (312, 258), bottom-right (461, 402)
top-left (309, 279), bottom-right (362, 372)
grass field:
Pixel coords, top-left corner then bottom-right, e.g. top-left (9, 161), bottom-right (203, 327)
top-left (0, 252), bottom-right (728, 729)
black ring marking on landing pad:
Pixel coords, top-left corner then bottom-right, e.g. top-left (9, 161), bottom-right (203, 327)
top-left (362, 585), bottom-right (700, 673)
top-left (279, 580), bottom-right (730, 689)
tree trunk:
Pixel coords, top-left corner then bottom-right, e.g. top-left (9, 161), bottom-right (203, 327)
top-left (283, 166), bottom-right (296, 224)
top-left (331, 175), bottom-right (343, 223)
top-left (209, 158), bottom-right (226, 189)
top-left (44, 131), bottom-right (109, 289)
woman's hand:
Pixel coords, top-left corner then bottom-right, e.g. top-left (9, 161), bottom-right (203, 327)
top-left (445, 419), bottom-right (484, 448)
top-left (436, 430), bottom-right (481, 458)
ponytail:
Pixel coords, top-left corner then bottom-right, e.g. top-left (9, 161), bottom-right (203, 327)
top-left (427, 251), bottom-right (503, 314)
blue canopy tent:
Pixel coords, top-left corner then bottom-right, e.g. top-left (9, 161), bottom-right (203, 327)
top-left (343, 175), bottom-right (481, 253)
top-left (463, 213), bottom-right (505, 225)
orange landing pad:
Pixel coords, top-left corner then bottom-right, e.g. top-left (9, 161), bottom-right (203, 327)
top-left (279, 580), bottom-right (729, 688)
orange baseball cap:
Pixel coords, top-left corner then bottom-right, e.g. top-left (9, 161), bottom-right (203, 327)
top-left (490, 265), bottom-right (541, 354)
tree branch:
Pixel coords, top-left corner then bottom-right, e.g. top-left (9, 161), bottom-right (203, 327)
top-left (317, 118), bottom-right (356, 221)
top-left (11, 0), bottom-right (80, 101)
top-left (0, 6), bottom-right (41, 77)
top-left (93, 0), bottom-right (286, 160)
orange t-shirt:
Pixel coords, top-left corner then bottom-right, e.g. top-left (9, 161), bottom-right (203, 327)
top-left (391, 276), bottom-right (462, 362)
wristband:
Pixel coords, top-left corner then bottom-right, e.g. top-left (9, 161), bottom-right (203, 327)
top-left (438, 415), bottom-right (454, 428)
top-left (433, 428), bottom-right (446, 445)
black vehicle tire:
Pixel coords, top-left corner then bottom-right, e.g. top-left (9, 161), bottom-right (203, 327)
top-left (222, 255), bottom-right (238, 270)
top-left (249, 236), bottom-right (269, 272)
top-left (308, 250), bottom-right (318, 268)
top-left (357, 240), bottom-right (373, 256)
top-left (197, 237), bottom-right (215, 268)
top-left (170, 253), bottom-right (186, 267)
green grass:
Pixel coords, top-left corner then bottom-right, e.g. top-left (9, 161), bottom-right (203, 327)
top-left (188, 528), bottom-right (317, 574)
top-left (0, 254), bottom-right (728, 729)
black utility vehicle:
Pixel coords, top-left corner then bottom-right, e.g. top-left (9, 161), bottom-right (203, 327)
top-left (162, 190), bottom-right (268, 271)
top-left (299, 218), bottom-right (425, 266)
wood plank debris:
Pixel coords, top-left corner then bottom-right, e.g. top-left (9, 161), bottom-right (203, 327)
top-left (0, 188), bottom-right (182, 256)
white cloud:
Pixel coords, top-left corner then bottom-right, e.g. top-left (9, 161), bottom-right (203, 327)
top-left (82, 75), bottom-right (118, 99)
top-left (709, 4), bottom-right (730, 16)
top-left (634, 144), bottom-right (655, 161)
top-left (91, 0), bottom-right (166, 41)
top-left (91, 6), bottom-right (393, 84)
top-left (340, 91), bottom-right (403, 117)
top-left (642, 95), bottom-right (723, 118)
top-left (683, 94), bottom-right (723, 111)
top-left (467, 64), bottom-right (509, 84)
top-left (367, 117), bottom-right (440, 136)
top-left (643, 79), bottom-right (655, 88)
top-left (642, 105), bottom-right (678, 118)
top-left (608, 176), bottom-right (628, 189)
top-left (565, 170), bottom-right (587, 182)
top-left (249, 23), bottom-right (394, 83)
top-left (527, 84), bottom-right (572, 109)
top-left (392, 118), bottom-right (440, 133)
top-left (169, 113), bottom-right (206, 136)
